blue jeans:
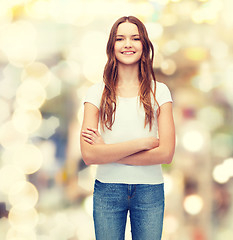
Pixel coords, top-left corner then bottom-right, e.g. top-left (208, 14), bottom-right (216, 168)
top-left (93, 180), bottom-right (164, 240)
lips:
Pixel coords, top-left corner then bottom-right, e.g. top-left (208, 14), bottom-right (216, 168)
top-left (121, 51), bottom-right (135, 55)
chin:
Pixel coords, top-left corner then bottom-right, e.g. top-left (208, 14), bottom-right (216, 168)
top-left (116, 57), bottom-right (141, 66)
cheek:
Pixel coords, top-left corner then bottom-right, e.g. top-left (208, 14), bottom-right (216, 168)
top-left (114, 42), bottom-right (121, 52)
top-left (114, 44), bottom-right (119, 56)
top-left (136, 43), bottom-right (143, 57)
top-left (138, 42), bottom-right (143, 52)
top-left (114, 44), bottom-right (120, 60)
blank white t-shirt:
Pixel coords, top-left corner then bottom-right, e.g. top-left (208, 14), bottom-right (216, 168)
top-left (84, 81), bottom-right (173, 184)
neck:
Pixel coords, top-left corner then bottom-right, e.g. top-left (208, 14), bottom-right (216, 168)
top-left (117, 63), bottom-right (140, 86)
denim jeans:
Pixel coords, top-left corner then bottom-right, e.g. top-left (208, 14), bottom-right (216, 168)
top-left (93, 179), bottom-right (164, 240)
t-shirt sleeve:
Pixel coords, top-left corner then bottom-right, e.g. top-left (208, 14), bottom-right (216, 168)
top-left (156, 82), bottom-right (173, 107)
top-left (83, 82), bottom-right (104, 109)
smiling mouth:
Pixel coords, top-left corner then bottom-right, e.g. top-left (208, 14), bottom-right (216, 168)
top-left (121, 51), bottom-right (135, 55)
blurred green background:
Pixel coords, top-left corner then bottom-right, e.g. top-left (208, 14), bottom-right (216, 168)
top-left (0, 0), bottom-right (233, 239)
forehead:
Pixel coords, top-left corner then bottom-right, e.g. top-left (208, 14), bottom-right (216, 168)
top-left (116, 22), bottom-right (139, 35)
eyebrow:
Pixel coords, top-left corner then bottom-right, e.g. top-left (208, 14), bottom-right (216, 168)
top-left (116, 34), bottom-right (140, 37)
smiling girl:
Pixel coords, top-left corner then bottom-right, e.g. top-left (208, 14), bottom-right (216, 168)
top-left (80, 16), bottom-right (175, 240)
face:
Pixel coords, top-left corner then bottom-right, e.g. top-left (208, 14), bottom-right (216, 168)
top-left (114, 22), bottom-right (143, 66)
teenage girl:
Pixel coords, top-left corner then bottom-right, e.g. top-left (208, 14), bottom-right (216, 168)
top-left (80, 16), bottom-right (175, 240)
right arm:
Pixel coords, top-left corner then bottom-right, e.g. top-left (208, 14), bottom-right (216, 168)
top-left (80, 102), bottom-right (158, 165)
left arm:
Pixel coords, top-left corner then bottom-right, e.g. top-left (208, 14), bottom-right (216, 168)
top-left (117, 102), bottom-right (175, 165)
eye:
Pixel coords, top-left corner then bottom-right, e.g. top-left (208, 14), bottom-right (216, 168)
top-left (133, 37), bottom-right (141, 41)
top-left (116, 38), bottom-right (124, 41)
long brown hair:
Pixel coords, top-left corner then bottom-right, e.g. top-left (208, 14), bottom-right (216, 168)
top-left (99, 16), bottom-right (159, 131)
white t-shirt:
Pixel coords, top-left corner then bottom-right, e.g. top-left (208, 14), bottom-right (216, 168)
top-left (84, 81), bottom-right (173, 184)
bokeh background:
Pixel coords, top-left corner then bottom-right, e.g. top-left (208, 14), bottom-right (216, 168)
top-left (0, 0), bottom-right (232, 239)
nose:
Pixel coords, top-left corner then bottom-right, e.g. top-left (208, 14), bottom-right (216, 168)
top-left (124, 38), bottom-right (132, 48)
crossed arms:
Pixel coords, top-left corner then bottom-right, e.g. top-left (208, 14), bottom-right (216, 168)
top-left (80, 102), bottom-right (175, 166)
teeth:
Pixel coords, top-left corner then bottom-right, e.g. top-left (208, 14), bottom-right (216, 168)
top-left (122, 52), bottom-right (134, 55)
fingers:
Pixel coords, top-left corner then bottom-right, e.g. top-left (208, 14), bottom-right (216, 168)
top-left (81, 127), bottom-right (98, 144)
top-left (82, 136), bottom-right (94, 144)
top-left (81, 131), bottom-right (95, 141)
top-left (86, 127), bottom-right (102, 137)
top-left (87, 127), bottom-right (100, 136)
top-left (82, 129), bottom-right (97, 137)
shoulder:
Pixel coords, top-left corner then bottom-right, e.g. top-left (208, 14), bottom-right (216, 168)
top-left (84, 81), bottom-right (105, 109)
top-left (154, 81), bottom-right (173, 106)
top-left (156, 81), bottom-right (170, 92)
top-left (155, 81), bottom-right (172, 95)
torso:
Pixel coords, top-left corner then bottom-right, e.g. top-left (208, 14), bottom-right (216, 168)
top-left (116, 83), bottom-right (140, 98)
top-left (83, 80), bottom-right (172, 184)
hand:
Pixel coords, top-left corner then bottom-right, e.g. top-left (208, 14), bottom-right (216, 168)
top-left (81, 127), bottom-right (105, 145)
top-left (144, 137), bottom-right (159, 150)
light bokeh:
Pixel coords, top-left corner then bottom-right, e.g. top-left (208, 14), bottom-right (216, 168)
top-left (16, 80), bottom-right (46, 109)
top-left (0, 165), bottom-right (26, 195)
top-left (0, 0), bottom-right (232, 240)
top-left (0, 121), bottom-right (28, 149)
top-left (7, 227), bottom-right (36, 240)
top-left (184, 194), bottom-right (204, 215)
top-left (11, 144), bottom-right (43, 174)
top-left (0, 20), bottom-right (37, 67)
top-left (8, 207), bottom-right (38, 229)
top-left (12, 109), bottom-right (42, 134)
top-left (21, 62), bottom-right (51, 87)
top-left (8, 181), bottom-right (39, 210)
